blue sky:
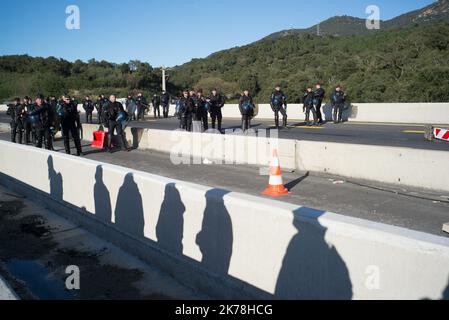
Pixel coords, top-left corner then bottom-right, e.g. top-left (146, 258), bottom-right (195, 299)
top-left (0, 0), bottom-right (435, 67)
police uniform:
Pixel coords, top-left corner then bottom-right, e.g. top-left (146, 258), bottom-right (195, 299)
top-left (83, 98), bottom-right (94, 124)
top-left (313, 87), bottom-right (326, 124)
top-left (136, 95), bottom-right (148, 121)
top-left (58, 100), bottom-right (82, 155)
top-left (152, 95), bottom-right (161, 118)
top-left (303, 90), bottom-right (317, 126)
top-left (270, 90), bottom-right (288, 128)
top-left (239, 95), bottom-right (254, 131)
top-left (105, 101), bottom-right (129, 151)
top-left (29, 101), bottom-right (54, 150)
top-left (161, 92), bottom-right (170, 118)
top-left (178, 96), bottom-right (195, 132)
top-left (193, 95), bottom-right (209, 132)
top-left (209, 93), bottom-right (225, 132)
top-left (331, 89), bottom-right (347, 124)
top-left (7, 101), bottom-right (25, 144)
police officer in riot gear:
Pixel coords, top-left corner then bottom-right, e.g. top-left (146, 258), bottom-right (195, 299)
top-left (239, 90), bottom-right (255, 131)
top-left (136, 93), bottom-right (148, 121)
top-left (29, 94), bottom-right (54, 150)
top-left (152, 94), bottom-right (161, 119)
top-left (95, 94), bottom-right (108, 125)
top-left (126, 94), bottom-right (137, 121)
top-left (194, 89), bottom-right (208, 132)
top-left (83, 96), bottom-right (94, 124)
top-left (179, 90), bottom-right (195, 132)
top-left (161, 91), bottom-right (170, 118)
top-left (23, 96), bottom-right (36, 145)
top-left (57, 95), bottom-right (83, 156)
top-left (303, 87), bottom-right (317, 126)
top-left (7, 98), bottom-right (25, 144)
top-left (331, 85), bottom-right (347, 124)
top-left (105, 95), bottom-right (131, 153)
top-left (209, 89), bottom-right (225, 133)
top-left (313, 83), bottom-right (326, 125)
top-left (270, 85), bottom-right (288, 128)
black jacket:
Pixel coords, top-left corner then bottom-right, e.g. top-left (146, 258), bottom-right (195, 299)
top-left (270, 91), bottom-right (287, 110)
top-left (313, 88), bottom-right (326, 104)
top-left (303, 91), bottom-right (314, 108)
top-left (239, 95), bottom-right (254, 116)
top-left (83, 99), bottom-right (94, 113)
top-left (178, 97), bottom-right (195, 116)
top-left (105, 101), bottom-right (126, 121)
top-left (30, 103), bottom-right (53, 127)
top-left (7, 103), bottom-right (25, 123)
top-left (161, 93), bottom-right (170, 105)
top-left (209, 94), bottom-right (225, 112)
top-left (331, 90), bottom-right (346, 106)
top-left (152, 96), bottom-right (161, 107)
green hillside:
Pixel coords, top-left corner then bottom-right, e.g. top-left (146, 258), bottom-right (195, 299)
top-left (170, 23), bottom-right (449, 103)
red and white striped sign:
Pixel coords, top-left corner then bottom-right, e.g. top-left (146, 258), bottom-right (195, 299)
top-left (434, 128), bottom-right (449, 142)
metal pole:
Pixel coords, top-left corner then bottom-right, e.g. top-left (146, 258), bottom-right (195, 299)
top-left (162, 67), bottom-right (166, 92)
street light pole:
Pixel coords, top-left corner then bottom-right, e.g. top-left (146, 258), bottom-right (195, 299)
top-left (161, 66), bottom-right (167, 92)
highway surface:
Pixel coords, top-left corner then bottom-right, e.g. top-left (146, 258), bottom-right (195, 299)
top-left (1, 111), bottom-right (449, 151)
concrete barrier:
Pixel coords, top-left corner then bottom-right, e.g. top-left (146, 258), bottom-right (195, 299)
top-left (80, 123), bottom-right (449, 193)
top-left (2, 102), bottom-right (449, 124)
top-left (0, 140), bottom-right (449, 300)
top-left (0, 275), bottom-right (18, 300)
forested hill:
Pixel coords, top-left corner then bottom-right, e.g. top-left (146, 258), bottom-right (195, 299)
top-left (170, 23), bottom-right (449, 103)
top-left (264, 0), bottom-right (449, 39)
top-left (0, 58), bottom-right (167, 102)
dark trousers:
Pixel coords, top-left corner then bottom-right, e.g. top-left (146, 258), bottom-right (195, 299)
top-left (11, 121), bottom-right (23, 144)
top-left (305, 105), bottom-right (317, 125)
top-left (181, 115), bottom-right (193, 132)
top-left (274, 107), bottom-right (287, 127)
top-left (137, 105), bottom-right (145, 120)
top-left (97, 110), bottom-right (103, 124)
top-left (86, 112), bottom-right (93, 124)
top-left (241, 115), bottom-right (251, 131)
top-left (61, 120), bottom-right (82, 154)
top-left (210, 110), bottom-right (222, 132)
top-left (333, 104), bottom-right (344, 123)
top-left (25, 122), bottom-right (36, 145)
top-left (36, 126), bottom-right (53, 150)
top-left (195, 112), bottom-right (208, 132)
top-left (162, 104), bottom-right (169, 118)
top-left (108, 120), bottom-right (128, 150)
top-left (154, 105), bottom-right (160, 118)
top-left (314, 101), bottom-right (323, 123)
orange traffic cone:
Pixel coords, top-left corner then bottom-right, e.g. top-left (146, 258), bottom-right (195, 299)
top-left (263, 149), bottom-right (290, 197)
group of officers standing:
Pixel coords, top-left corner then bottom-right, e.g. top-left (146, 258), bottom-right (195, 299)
top-left (7, 93), bottom-right (134, 156)
top-left (172, 83), bottom-right (347, 133)
top-left (6, 83), bottom-right (347, 156)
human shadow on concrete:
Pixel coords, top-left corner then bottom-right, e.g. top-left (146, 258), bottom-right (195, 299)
top-left (443, 280), bottom-right (449, 300)
top-left (322, 103), bottom-right (357, 123)
top-left (285, 172), bottom-right (310, 192)
top-left (156, 183), bottom-right (186, 256)
top-left (47, 156), bottom-right (63, 203)
top-left (196, 189), bottom-right (233, 276)
top-left (275, 207), bottom-right (353, 300)
top-left (114, 173), bottom-right (145, 238)
top-left (94, 166), bottom-right (112, 224)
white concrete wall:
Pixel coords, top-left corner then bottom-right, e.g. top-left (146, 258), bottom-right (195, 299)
top-left (2, 102), bottom-right (449, 124)
top-left (80, 124), bottom-right (449, 193)
top-left (0, 140), bottom-right (449, 300)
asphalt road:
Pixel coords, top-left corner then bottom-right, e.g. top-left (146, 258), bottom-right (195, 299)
top-left (1, 111), bottom-right (449, 151)
top-left (1, 132), bottom-right (447, 238)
